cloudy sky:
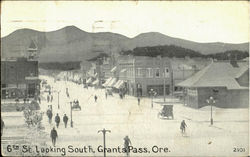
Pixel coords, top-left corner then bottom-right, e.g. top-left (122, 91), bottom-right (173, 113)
top-left (1, 1), bottom-right (249, 43)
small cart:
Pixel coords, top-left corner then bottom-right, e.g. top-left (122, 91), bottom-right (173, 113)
top-left (158, 105), bottom-right (174, 120)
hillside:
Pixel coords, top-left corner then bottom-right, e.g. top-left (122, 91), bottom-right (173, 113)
top-left (1, 26), bottom-right (249, 62)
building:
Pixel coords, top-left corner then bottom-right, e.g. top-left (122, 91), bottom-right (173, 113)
top-left (170, 57), bottom-right (211, 88)
top-left (1, 58), bottom-right (40, 99)
top-left (1, 40), bottom-right (40, 99)
top-left (177, 60), bottom-right (249, 108)
top-left (110, 56), bottom-right (173, 97)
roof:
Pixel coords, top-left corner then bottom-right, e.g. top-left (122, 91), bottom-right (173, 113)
top-left (28, 40), bottom-right (37, 50)
top-left (177, 61), bottom-right (249, 90)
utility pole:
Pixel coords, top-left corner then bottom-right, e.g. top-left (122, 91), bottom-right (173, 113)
top-left (98, 128), bottom-right (111, 157)
top-left (163, 72), bottom-right (166, 103)
top-left (57, 91), bottom-right (60, 109)
top-left (70, 102), bottom-right (73, 128)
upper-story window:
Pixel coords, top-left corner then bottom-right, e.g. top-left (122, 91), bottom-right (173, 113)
top-left (146, 68), bottom-right (153, 78)
top-left (164, 67), bottom-right (169, 78)
top-left (155, 68), bottom-right (160, 78)
top-left (136, 68), bottom-right (143, 77)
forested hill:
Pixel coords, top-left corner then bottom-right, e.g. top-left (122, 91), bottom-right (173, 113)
top-left (120, 45), bottom-right (249, 60)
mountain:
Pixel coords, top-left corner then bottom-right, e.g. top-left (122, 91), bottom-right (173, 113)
top-left (1, 26), bottom-right (249, 62)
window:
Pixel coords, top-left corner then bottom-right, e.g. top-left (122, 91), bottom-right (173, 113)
top-left (164, 67), bottom-right (170, 78)
top-left (155, 68), bottom-right (160, 78)
top-left (146, 68), bottom-right (153, 78)
top-left (136, 68), bottom-right (143, 77)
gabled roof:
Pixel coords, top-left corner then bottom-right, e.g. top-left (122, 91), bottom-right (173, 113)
top-left (177, 61), bottom-right (249, 90)
top-left (28, 40), bottom-right (37, 50)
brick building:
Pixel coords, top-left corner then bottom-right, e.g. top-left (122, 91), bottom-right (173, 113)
top-left (1, 40), bottom-right (40, 99)
top-left (113, 56), bottom-right (173, 97)
top-left (1, 58), bottom-right (40, 99)
top-left (177, 60), bottom-right (249, 108)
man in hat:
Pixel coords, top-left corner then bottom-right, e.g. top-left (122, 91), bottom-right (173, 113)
top-left (50, 127), bottom-right (58, 146)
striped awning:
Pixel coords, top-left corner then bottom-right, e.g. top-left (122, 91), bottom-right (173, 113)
top-left (102, 77), bottom-right (113, 87)
top-left (92, 79), bottom-right (99, 85)
top-left (114, 80), bottom-right (125, 89)
top-left (86, 78), bottom-right (92, 83)
top-left (120, 69), bottom-right (127, 73)
top-left (107, 78), bottom-right (117, 87)
top-left (111, 66), bottom-right (117, 72)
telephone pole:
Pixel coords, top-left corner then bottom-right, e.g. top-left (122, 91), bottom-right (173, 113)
top-left (98, 128), bottom-right (111, 157)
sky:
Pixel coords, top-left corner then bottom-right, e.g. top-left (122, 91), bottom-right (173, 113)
top-left (1, 1), bottom-right (249, 43)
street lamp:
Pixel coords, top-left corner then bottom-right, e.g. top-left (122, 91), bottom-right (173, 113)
top-left (98, 128), bottom-right (111, 157)
top-left (149, 89), bottom-right (157, 108)
top-left (70, 102), bottom-right (73, 128)
top-left (206, 96), bottom-right (216, 125)
top-left (163, 72), bottom-right (166, 103)
top-left (57, 90), bottom-right (61, 109)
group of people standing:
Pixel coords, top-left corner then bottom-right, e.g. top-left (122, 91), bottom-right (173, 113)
top-left (46, 110), bottom-right (69, 129)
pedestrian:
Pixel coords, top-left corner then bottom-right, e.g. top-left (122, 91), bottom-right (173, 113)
top-left (47, 95), bottom-right (50, 103)
top-left (63, 114), bottom-right (68, 128)
top-left (138, 97), bottom-right (140, 106)
top-left (105, 92), bottom-right (108, 99)
top-left (50, 127), bottom-right (58, 147)
top-left (1, 118), bottom-right (5, 136)
top-left (94, 95), bottom-right (97, 102)
top-left (180, 120), bottom-right (187, 135)
top-left (124, 135), bottom-right (132, 156)
top-left (55, 113), bottom-right (60, 128)
top-left (47, 109), bottom-right (53, 124)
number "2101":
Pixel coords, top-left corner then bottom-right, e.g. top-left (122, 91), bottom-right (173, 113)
top-left (233, 147), bottom-right (245, 152)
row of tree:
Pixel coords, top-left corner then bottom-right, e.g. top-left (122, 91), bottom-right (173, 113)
top-left (120, 45), bottom-right (249, 60)
top-left (39, 61), bottom-right (81, 71)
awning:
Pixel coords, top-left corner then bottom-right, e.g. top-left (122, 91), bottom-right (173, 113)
top-left (120, 69), bottom-right (127, 73)
top-left (107, 78), bottom-right (117, 87)
top-left (114, 80), bottom-right (125, 89)
top-left (110, 66), bottom-right (117, 72)
top-left (92, 79), bottom-right (99, 85)
top-left (86, 78), bottom-right (92, 83)
top-left (25, 76), bottom-right (39, 80)
top-left (102, 77), bottom-right (112, 86)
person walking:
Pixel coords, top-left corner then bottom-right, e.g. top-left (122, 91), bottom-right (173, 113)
top-left (47, 95), bottom-right (50, 103)
top-left (63, 114), bottom-right (69, 128)
top-left (94, 95), bottom-right (97, 102)
top-left (124, 136), bottom-right (132, 157)
top-left (180, 120), bottom-right (187, 135)
top-left (105, 92), bottom-right (108, 99)
top-left (55, 114), bottom-right (60, 128)
top-left (50, 127), bottom-right (58, 147)
top-left (47, 109), bottom-right (53, 124)
top-left (137, 97), bottom-right (140, 106)
top-left (1, 118), bottom-right (5, 136)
